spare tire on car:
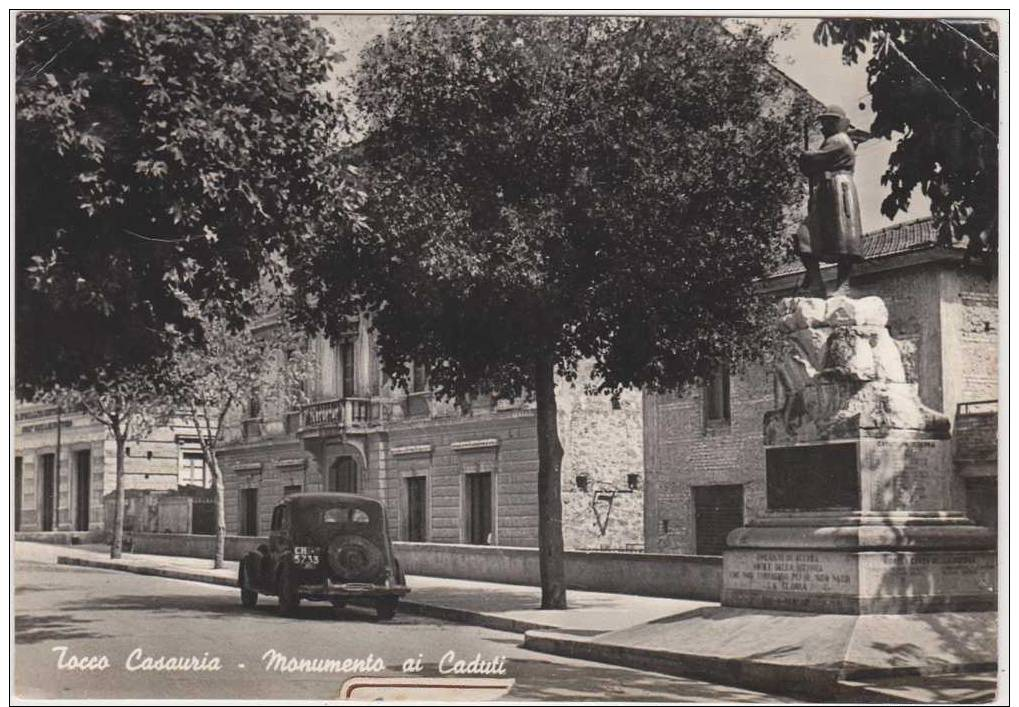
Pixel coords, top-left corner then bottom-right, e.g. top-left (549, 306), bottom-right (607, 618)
top-left (327, 534), bottom-right (385, 582)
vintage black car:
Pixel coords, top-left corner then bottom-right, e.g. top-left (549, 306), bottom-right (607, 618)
top-left (238, 493), bottom-right (409, 619)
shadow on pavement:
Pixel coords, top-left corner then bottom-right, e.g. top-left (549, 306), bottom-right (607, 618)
top-left (502, 657), bottom-right (775, 703)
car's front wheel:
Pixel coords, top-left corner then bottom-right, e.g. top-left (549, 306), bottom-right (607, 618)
top-left (277, 566), bottom-right (300, 616)
top-left (375, 597), bottom-right (398, 621)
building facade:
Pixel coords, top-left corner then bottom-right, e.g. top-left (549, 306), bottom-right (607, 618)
top-left (218, 320), bottom-right (646, 550)
top-left (13, 404), bottom-right (213, 533)
top-left (643, 218), bottom-right (999, 554)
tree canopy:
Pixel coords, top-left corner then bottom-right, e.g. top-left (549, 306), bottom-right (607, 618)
top-left (293, 16), bottom-right (812, 400)
top-left (290, 16), bottom-right (814, 607)
top-left (814, 18), bottom-right (998, 266)
top-left (15, 12), bottom-right (358, 396)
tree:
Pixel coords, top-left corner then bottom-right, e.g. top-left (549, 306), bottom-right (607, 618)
top-left (164, 291), bottom-right (315, 569)
top-left (165, 291), bottom-right (313, 574)
top-left (15, 12), bottom-right (360, 397)
top-left (290, 17), bottom-right (812, 608)
top-left (41, 367), bottom-right (165, 558)
top-left (814, 19), bottom-right (999, 268)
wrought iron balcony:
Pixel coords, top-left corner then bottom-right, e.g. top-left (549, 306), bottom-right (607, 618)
top-left (298, 397), bottom-right (394, 435)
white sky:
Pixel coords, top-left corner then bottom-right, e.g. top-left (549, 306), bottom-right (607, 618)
top-left (317, 13), bottom-right (930, 232)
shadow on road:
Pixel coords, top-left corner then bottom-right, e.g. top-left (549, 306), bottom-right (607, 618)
top-left (15, 614), bottom-right (108, 645)
top-left (57, 593), bottom-right (445, 627)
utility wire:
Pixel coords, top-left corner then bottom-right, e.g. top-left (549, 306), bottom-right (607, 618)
top-left (123, 228), bottom-right (198, 244)
top-left (937, 20), bottom-right (998, 61)
top-left (881, 34), bottom-right (997, 139)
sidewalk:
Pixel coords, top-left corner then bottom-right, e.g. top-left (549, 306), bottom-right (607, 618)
top-left (18, 541), bottom-right (999, 703)
top-left (20, 541), bottom-right (710, 635)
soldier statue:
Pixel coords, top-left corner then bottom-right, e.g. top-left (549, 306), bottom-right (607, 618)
top-left (795, 104), bottom-right (864, 297)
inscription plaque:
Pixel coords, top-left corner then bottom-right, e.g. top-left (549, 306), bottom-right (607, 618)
top-left (766, 442), bottom-right (859, 511)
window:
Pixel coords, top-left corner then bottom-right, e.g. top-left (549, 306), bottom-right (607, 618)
top-left (180, 452), bottom-right (208, 487)
top-left (270, 505), bottom-right (284, 531)
top-left (405, 476), bottom-right (427, 542)
top-left (247, 395), bottom-right (262, 419)
top-left (323, 506), bottom-right (371, 526)
top-left (340, 340), bottom-right (355, 397)
top-left (693, 484), bottom-right (744, 555)
top-left (283, 484), bottom-right (302, 498)
top-left (240, 488), bottom-right (259, 536)
top-left (704, 364), bottom-right (731, 424)
top-left (464, 472), bottom-right (492, 545)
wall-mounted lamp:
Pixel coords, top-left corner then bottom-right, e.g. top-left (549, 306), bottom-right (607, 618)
top-left (575, 473), bottom-right (589, 492)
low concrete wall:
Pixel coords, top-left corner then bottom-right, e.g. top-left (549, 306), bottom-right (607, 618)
top-left (393, 542), bottom-right (721, 601)
top-left (128, 533), bottom-right (721, 600)
top-left (15, 530), bottom-right (107, 545)
top-left (129, 532), bottom-right (264, 562)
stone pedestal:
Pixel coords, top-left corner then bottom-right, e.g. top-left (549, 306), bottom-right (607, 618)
top-left (722, 295), bottom-right (996, 615)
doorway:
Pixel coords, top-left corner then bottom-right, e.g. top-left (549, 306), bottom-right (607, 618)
top-left (693, 484), bottom-right (744, 555)
top-left (75, 450), bottom-right (91, 531)
top-left (15, 457), bottom-right (22, 532)
top-left (464, 472), bottom-right (492, 545)
top-left (327, 457), bottom-right (358, 493)
top-left (405, 476), bottom-right (427, 541)
top-left (40, 453), bottom-right (55, 531)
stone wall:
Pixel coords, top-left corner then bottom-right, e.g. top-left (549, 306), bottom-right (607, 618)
top-left (557, 360), bottom-right (645, 550)
top-left (385, 410), bottom-right (540, 547)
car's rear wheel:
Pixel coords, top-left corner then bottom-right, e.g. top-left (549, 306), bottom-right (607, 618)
top-left (239, 566), bottom-right (258, 608)
top-left (277, 567), bottom-right (300, 616)
top-left (375, 597), bottom-right (398, 621)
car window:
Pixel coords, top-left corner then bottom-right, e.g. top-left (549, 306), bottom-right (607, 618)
top-left (322, 506), bottom-right (373, 525)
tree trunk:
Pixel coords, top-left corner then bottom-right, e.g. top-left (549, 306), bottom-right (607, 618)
top-left (534, 352), bottom-right (567, 609)
top-left (110, 434), bottom-right (126, 559)
top-left (210, 453), bottom-right (227, 570)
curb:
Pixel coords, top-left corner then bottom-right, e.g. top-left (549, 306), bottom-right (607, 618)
top-left (522, 629), bottom-right (844, 701)
top-left (522, 630), bottom-right (998, 704)
top-left (54, 555), bottom-right (588, 636)
top-left (57, 555), bottom-right (236, 588)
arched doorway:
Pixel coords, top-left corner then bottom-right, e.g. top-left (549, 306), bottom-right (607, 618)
top-left (327, 457), bottom-right (358, 493)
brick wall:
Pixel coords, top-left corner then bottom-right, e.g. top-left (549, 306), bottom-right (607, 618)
top-left (643, 366), bottom-right (773, 554)
top-left (642, 261), bottom-right (994, 554)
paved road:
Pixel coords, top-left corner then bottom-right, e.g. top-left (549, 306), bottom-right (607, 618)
top-left (14, 549), bottom-right (783, 702)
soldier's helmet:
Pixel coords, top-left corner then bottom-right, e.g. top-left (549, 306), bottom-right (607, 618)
top-left (817, 104), bottom-right (849, 130)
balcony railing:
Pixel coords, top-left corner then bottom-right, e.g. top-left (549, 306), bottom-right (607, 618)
top-left (299, 397), bottom-right (394, 433)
